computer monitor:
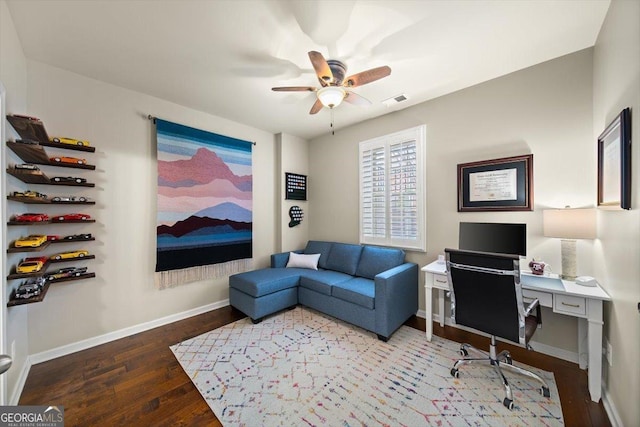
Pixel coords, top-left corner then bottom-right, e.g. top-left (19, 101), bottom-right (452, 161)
top-left (458, 222), bottom-right (527, 257)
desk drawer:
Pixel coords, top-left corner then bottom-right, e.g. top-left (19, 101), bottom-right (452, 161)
top-left (432, 274), bottom-right (449, 289)
top-left (554, 294), bottom-right (587, 316)
top-left (523, 289), bottom-right (552, 308)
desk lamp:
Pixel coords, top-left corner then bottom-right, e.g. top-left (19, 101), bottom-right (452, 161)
top-left (543, 207), bottom-right (596, 280)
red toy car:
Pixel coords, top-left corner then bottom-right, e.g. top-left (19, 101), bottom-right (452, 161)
top-left (46, 235), bottom-right (62, 241)
top-left (13, 213), bottom-right (49, 222)
top-left (52, 213), bottom-right (91, 222)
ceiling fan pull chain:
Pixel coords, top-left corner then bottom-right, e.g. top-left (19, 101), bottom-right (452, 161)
top-left (331, 108), bottom-right (335, 135)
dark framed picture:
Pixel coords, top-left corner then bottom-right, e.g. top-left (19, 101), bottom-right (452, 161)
top-left (598, 108), bottom-right (631, 210)
top-left (457, 154), bottom-right (533, 212)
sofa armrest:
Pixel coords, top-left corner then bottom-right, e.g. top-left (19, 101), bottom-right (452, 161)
top-left (374, 262), bottom-right (419, 338)
top-left (270, 250), bottom-right (303, 268)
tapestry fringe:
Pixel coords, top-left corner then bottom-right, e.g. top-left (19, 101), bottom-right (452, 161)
top-left (155, 258), bottom-right (253, 290)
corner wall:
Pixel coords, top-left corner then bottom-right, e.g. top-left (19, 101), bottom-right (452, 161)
top-left (275, 133), bottom-right (309, 253)
top-left (592, 0), bottom-right (640, 425)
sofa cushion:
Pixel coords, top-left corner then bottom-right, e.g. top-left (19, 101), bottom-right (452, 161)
top-left (331, 277), bottom-right (375, 309)
top-left (286, 252), bottom-right (321, 270)
top-left (355, 245), bottom-right (406, 279)
top-left (325, 243), bottom-right (363, 276)
top-left (298, 269), bottom-right (353, 296)
top-left (304, 240), bottom-right (333, 269)
top-left (229, 268), bottom-right (301, 297)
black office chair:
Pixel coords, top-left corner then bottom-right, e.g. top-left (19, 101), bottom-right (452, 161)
top-left (444, 248), bottom-right (550, 410)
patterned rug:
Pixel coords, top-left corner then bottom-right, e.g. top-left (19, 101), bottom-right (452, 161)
top-left (171, 307), bottom-right (564, 426)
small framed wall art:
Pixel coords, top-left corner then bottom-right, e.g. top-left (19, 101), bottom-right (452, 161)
top-left (597, 108), bottom-right (631, 210)
top-left (285, 172), bottom-right (307, 201)
top-left (457, 154), bottom-right (533, 212)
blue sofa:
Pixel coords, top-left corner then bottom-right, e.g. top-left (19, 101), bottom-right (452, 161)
top-left (229, 240), bottom-right (419, 341)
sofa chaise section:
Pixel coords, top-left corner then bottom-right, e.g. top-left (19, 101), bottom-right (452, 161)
top-left (229, 241), bottom-right (419, 341)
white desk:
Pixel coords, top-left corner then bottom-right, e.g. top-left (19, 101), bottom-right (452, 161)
top-left (422, 260), bottom-right (611, 403)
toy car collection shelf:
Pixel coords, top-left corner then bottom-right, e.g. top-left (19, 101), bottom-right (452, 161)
top-left (7, 195), bottom-right (95, 205)
top-left (7, 255), bottom-right (97, 280)
top-left (7, 141), bottom-right (96, 170)
top-left (5, 114), bottom-right (98, 307)
top-left (6, 169), bottom-right (95, 187)
top-left (39, 140), bottom-right (95, 153)
top-left (7, 282), bottom-right (51, 307)
top-left (7, 237), bottom-right (96, 253)
top-left (8, 220), bottom-right (96, 226)
top-left (7, 273), bottom-right (96, 307)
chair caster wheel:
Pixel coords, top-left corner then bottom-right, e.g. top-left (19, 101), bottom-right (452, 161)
top-left (505, 355), bottom-right (513, 365)
top-left (503, 397), bottom-right (514, 410)
top-left (541, 386), bottom-right (550, 398)
top-left (450, 368), bottom-right (459, 378)
top-left (459, 348), bottom-right (469, 357)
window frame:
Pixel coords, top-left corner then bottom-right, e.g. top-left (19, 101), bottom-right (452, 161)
top-left (358, 125), bottom-right (427, 252)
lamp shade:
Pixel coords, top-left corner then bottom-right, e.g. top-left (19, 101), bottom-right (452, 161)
top-left (317, 86), bottom-right (346, 108)
top-left (543, 208), bottom-right (597, 239)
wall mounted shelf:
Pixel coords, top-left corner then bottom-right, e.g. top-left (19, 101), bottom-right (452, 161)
top-left (5, 114), bottom-right (98, 307)
top-left (7, 141), bottom-right (95, 170)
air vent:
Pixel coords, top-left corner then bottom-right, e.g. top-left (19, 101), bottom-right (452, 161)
top-left (382, 94), bottom-right (409, 107)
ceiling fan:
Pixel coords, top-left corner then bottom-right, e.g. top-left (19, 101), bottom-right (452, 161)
top-left (272, 51), bottom-right (391, 115)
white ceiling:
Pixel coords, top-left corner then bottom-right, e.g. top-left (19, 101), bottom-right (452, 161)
top-left (6, 0), bottom-right (610, 140)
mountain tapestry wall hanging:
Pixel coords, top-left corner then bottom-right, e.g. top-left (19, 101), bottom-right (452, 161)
top-left (155, 119), bottom-right (253, 288)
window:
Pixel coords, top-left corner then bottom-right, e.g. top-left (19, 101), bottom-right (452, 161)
top-left (359, 125), bottom-right (426, 251)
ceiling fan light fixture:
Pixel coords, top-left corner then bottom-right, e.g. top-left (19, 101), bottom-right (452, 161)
top-left (317, 86), bottom-right (346, 109)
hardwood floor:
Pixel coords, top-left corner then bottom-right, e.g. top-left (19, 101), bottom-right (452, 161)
top-left (19, 307), bottom-right (611, 426)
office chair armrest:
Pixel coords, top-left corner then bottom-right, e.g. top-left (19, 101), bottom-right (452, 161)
top-left (524, 298), bottom-right (539, 317)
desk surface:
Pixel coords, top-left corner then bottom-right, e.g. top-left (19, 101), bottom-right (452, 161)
top-left (422, 260), bottom-right (611, 301)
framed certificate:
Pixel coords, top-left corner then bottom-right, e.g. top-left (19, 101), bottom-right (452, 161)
top-left (458, 154), bottom-right (533, 212)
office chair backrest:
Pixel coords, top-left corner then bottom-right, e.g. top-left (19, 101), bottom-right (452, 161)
top-left (445, 249), bottom-right (523, 344)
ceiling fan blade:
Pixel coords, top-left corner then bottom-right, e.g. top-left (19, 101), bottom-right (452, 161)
top-left (308, 51), bottom-right (333, 87)
top-left (344, 91), bottom-right (371, 106)
top-left (343, 66), bottom-right (391, 87)
top-left (272, 86), bottom-right (316, 92)
top-left (309, 98), bottom-right (324, 114)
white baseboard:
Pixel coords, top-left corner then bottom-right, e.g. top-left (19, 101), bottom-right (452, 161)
top-left (9, 356), bottom-right (32, 405)
top-left (602, 387), bottom-right (623, 427)
top-left (11, 299), bottom-right (230, 403)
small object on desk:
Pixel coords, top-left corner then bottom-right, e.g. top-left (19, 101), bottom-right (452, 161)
top-left (575, 276), bottom-right (598, 287)
top-left (437, 254), bottom-right (445, 264)
top-left (528, 259), bottom-right (546, 276)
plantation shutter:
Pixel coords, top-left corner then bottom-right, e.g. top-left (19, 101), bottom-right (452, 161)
top-left (361, 146), bottom-right (386, 238)
top-left (389, 139), bottom-right (418, 241)
top-left (359, 125), bottom-right (426, 251)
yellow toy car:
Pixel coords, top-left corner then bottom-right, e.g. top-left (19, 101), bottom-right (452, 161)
top-left (16, 259), bottom-right (45, 274)
top-left (51, 250), bottom-right (89, 260)
top-left (50, 137), bottom-right (90, 147)
top-left (14, 235), bottom-right (47, 248)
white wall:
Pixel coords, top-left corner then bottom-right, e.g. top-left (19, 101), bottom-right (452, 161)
top-left (21, 60), bottom-right (279, 354)
top-left (593, 0), bottom-right (640, 425)
top-left (309, 49), bottom-right (595, 355)
top-left (276, 133), bottom-right (309, 253)
top-left (0, 0), bottom-right (29, 403)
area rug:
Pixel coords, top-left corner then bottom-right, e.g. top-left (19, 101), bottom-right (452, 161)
top-left (170, 307), bottom-right (564, 426)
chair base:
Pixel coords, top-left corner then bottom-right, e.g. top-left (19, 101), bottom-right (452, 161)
top-left (450, 337), bottom-right (551, 410)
